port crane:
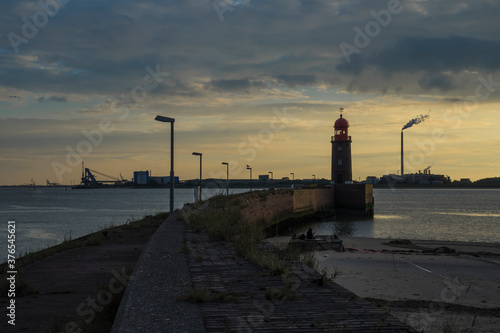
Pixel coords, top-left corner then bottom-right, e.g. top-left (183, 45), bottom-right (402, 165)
top-left (79, 162), bottom-right (128, 187)
top-left (46, 179), bottom-right (60, 186)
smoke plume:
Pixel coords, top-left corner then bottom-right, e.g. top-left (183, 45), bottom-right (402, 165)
top-left (402, 114), bottom-right (430, 130)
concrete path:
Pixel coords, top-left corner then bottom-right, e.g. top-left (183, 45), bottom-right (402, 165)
top-left (113, 213), bottom-right (415, 332)
top-left (111, 213), bottom-right (205, 333)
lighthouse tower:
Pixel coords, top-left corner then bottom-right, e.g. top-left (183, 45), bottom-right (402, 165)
top-left (331, 108), bottom-right (352, 183)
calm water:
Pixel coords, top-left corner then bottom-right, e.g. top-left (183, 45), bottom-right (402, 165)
top-left (1, 187), bottom-right (499, 263)
top-left (0, 187), bottom-right (239, 262)
top-left (286, 188), bottom-right (500, 243)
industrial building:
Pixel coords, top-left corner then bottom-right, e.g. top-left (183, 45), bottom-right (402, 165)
top-left (133, 171), bottom-right (179, 185)
top-left (134, 171), bottom-right (150, 185)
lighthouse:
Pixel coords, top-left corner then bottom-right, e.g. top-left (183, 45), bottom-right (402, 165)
top-left (331, 108), bottom-right (352, 184)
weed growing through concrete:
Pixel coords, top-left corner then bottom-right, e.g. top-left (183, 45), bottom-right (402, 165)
top-left (177, 285), bottom-right (238, 304)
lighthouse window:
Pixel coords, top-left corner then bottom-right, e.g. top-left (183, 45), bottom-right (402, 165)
top-left (338, 158), bottom-right (342, 165)
top-left (338, 146), bottom-right (342, 151)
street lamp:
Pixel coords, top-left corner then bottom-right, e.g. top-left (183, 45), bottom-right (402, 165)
top-left (268, 171), bottom-right (273, 180)
top-left (290, 172), bottom-right (294, 181)
top-left (154, 115), bottom-right (175, 214)
top-left (222, 162), bottom-right (229, 195)
top-left (192, 152), bottom-right (202, 200)
top-left (246, 165), bottom-right (252, 191)
top-left (312, 174), bottom-right (316, 181)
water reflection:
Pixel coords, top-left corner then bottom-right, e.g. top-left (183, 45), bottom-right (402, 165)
top-left (281, 188), bottom-right (500, 243)
top-left (282, 216), bottom-right (374, 238)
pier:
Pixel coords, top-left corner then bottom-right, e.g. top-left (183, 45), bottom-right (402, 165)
top-left (112, 188), bottom-right (414, 332)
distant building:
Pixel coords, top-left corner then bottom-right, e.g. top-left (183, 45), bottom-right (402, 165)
top-left (150, 176), bottom-right (180, 184)
top-left (366, 176), bottom-right (379, 184)
top-left (406, 170), bottom-right (450, 185)
top-left (460, 178), bottom-right (472, 184)
top-left (133, 171), bottom-right (150, 185)
top-left (259, 175), bottom-right (270, 181)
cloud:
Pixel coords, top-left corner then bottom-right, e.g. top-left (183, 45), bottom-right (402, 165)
top-left (206, 78), bottom-right (267, 93)
top-left (372, 36), bottom-right (500, 74)
top-left (38, 95), bottom-right (67, 103)
top-left (1, 0), bottom-right (500, 184)
top-left (337, 36), bottom-right (500, 77)
top-left (273, 74), bottom-right (316, 87)
top-left (1, 1), bottom-right (499, 99)
top-left (418, 74), bottom-right (455, 92)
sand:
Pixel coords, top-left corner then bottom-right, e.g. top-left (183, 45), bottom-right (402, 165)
top-left (312, 237), bottom-right (500, 332)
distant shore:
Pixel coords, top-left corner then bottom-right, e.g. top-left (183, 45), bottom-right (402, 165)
top-left (3, 183), bottom-right (500, 189)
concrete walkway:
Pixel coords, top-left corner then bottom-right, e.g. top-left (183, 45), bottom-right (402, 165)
top-left (113, 213), bottom-right (415, 332)
top-left (111, 213), bottom-right (205, 332)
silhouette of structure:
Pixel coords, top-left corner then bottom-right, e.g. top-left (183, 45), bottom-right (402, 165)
top-left (331, 108), bottom-right (352, 184)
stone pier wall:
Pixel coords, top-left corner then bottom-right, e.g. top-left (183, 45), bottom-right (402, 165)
top-left (238, 188), bottom-right (335, 228)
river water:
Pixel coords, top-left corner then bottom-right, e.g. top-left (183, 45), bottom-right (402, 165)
top-left (1, 187), bottom-right (499, 262)
top-left (285, 188), bottom-right (500, 243)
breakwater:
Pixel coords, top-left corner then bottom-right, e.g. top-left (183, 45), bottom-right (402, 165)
top-left (111, 186), bottom-right (404, 333)
top-left (231, 185), bottom-right (373, 229)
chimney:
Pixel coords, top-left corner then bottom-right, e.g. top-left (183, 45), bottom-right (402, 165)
top-left (401, 131), bottom-right (404, 176)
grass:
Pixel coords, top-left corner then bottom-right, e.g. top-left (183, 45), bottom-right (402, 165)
top-left (0, 213), bottom-right (168, 333)
top-left (0, 212), bottom-right (168, 272)
top-left (183, 207), bottom-right (293, 278)
top-left (182, 199), bottom-right (330, 304)
top-left (442, 314), bottom-right (477, 333)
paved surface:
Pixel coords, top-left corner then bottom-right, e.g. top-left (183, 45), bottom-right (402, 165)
top-left (111, 213), bottom-right (205, 333)
top-left (113, 214), bottom-right (416, 332)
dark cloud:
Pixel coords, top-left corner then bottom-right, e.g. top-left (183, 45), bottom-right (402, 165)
top-left (418, 74), bottom-right (455, 92)
top-left (273, 74), bottom-right (316, 87)
top-left (337, 36), bottom-right (500, 76)
top-left (373, 36), bottom-right (500, 74)
top-left (206, 78), bottom-right (267, 93)
top-left (1, 1), bottom-right (500, 99)
top-left (38, 95), bottom-right (67, 103)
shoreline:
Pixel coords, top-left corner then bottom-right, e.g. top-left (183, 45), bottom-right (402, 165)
top-left (267, 235), bottom-right (500, 331)
top-left (313, 237), bottom-right (500, 332)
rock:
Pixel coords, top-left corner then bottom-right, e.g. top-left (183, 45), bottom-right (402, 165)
top-left (388, 239), bottom-right (412, 245)
top-left (432, 246), bottom-right (456, 254)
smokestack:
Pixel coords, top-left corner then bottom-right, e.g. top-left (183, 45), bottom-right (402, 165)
top-left (401, 131), bottom-right (404, 176)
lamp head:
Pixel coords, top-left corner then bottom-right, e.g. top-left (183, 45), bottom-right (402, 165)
top-left (155, 115), bottom-right (175, 123)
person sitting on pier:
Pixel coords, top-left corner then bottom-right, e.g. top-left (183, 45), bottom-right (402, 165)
top-left (306, 228), bottom-right (314, 240)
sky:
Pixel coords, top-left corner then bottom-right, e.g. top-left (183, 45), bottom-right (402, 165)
top-left (1, 0), bottom-right (499, 185)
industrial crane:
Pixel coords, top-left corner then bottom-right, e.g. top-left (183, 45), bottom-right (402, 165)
top-left (77, 162), bottom-right (128, 187)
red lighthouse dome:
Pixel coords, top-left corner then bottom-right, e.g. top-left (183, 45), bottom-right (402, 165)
top-left (334, 114), bottom-right (350, 141)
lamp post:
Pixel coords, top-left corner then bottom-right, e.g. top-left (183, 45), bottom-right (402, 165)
top-left (192, 152), bottom-right (202, 200)
top-left (222, 162), bottom-right (229, 195)
top-left (268, 171), bottom-right (273, 181)
top-left (246, 165), bottom-right (252, 191)
top-left (312, 174), bottom-right (316, 181)
top-left (290, 172), bottom-right (294, 181)
top-left (154, 115), bottom-right (175, 214)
